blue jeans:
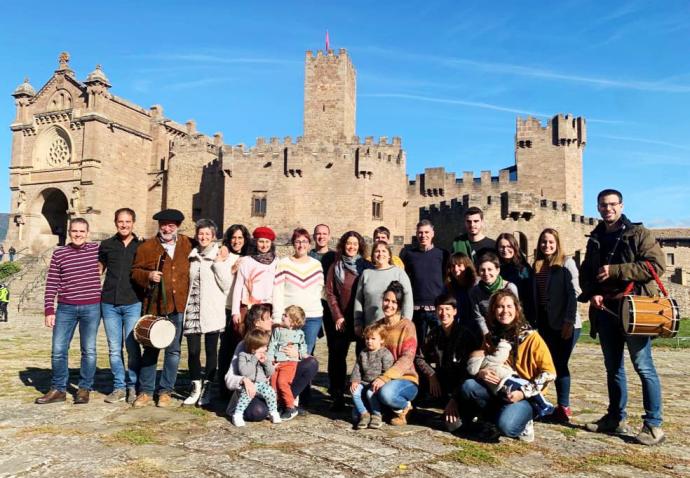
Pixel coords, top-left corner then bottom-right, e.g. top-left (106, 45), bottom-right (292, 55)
top-left (102, 302), bottom-right (142, 390)
top-left (376, 379), bottom-right (418, 411)
top-left (412, 309), bottom-right (439, 349)
top-left (51, 303), bottom-right (101, 391)
top-left (352, 383), bottom-right (382, 416)
top-left (303, 316), bottom-right (322, 355)
top-left (459, 378), bottom-right (534, 438)
top-left (138, 312), bottom-right (183, 395)
top-left (596, 307), bottom-right (663, 427)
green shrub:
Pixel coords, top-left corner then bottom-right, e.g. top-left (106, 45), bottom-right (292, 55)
top-left (0, 262), bottom-right (20, 280)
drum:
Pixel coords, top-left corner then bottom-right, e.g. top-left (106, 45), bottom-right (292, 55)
top-left (134, 314), bottom-right (176, 348)
top-left (619, 295), bottom-right (680, 338)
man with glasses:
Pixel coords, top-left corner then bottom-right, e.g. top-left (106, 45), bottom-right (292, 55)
top-left (579, 189), bottom-right (666, 445)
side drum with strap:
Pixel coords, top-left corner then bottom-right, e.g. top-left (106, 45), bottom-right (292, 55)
top-left (619, 260), bottom-right (680, 338)
top-left (134, 254), bottom-right (176, 349)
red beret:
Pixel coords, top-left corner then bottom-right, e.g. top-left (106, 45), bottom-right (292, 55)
top-left (252, 226), bottom-right (276, 241)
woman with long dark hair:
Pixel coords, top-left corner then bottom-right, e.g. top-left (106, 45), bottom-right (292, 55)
top-left (218, 224), bottom-right (252, 398)
top-left (324, 231), bottom-right (373, 410)
top-left (496, 233), bottom-right (535, 326)
top-left (443, 252), bottom-right (476, 323)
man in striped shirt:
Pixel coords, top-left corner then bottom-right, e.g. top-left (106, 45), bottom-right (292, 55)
top-left (36, 218), bottom-right (102, 405)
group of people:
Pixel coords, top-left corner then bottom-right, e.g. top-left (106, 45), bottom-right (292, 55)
top-left (36, 188), bottom-right (667, 446)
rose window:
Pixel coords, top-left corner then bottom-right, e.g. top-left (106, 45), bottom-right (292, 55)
top-left (47, 137), bottom-right (70, 166)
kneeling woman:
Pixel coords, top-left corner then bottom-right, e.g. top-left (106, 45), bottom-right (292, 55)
top-left (224, 304), bottom-right (319, 421)
top-left (369, 281), bottom-right (419, 425)
top-left (458, 290), bottom-right (555, 441)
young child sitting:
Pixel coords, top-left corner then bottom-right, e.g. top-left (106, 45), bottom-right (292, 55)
top-left (232, 329), bottom-right (282, 427)
top-left (467, 337), bottom-right (555, 417)
top-left (267, 305), bottom-right (308, 421)
top-left (349, 322), bottom-right (394, 429)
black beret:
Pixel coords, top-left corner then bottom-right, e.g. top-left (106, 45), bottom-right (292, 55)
top-left (152, 209), bottom-right (185, 222)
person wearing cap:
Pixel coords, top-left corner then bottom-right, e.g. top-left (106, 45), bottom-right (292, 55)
top-left (231, 226), bottom-right (278, 329)
top-left (130, 209), bottom-right (194, 408)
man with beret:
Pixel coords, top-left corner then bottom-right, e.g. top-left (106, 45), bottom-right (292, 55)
top-left (130, 209), bottom-right (194, 407)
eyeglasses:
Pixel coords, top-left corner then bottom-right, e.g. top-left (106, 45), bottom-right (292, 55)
top-left (598, 202), bottom-right (621, 209)
top-left (294, 240), bottom-right (310, 245)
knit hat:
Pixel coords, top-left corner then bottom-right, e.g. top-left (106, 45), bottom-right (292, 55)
top-left (253, 226), bottom-right (276, 241)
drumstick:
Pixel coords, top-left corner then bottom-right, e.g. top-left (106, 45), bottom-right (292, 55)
top-left (601, 305), bottom-right (619, 318)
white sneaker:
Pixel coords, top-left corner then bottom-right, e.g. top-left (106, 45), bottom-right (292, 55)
top-left (198, 381), bottom-right (212, 407)
top-left (519, 419), bottom-right (534, 443)
top-left (232, 413), bottom-right (246, 427)
top-left (269, 411), bottom-right (282, 423)
top-left (183, 380), bottom-right (202, 406)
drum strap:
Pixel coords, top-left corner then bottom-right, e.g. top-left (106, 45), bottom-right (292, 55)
top-left (644, 260), bottom-right (668, 298)
top-left (146, 277), bottom-right (169, 316)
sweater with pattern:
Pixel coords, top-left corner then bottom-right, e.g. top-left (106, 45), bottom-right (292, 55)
top-left (382, 318), bottom-right (419, 385)
top-left (272, 256), bottom-right (324, 322)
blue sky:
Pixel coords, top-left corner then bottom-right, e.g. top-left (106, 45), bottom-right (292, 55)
top-left (1, 0), bottom-right (689, 226)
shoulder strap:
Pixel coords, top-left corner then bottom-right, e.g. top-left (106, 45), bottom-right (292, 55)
top-left (644, 260), bottom-right (668, 297)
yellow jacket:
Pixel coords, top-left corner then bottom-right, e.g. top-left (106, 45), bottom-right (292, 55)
top-left (508, 330), bottom-right (556, 386)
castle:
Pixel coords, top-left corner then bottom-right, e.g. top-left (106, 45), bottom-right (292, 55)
top-left (7, 48), bottom-right (600, 259)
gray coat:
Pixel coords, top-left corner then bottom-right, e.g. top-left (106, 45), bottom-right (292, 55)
top-left (350, 348), bottom-right (394, 384)
top-left (237, 351), bottom-right (274, 383)
top-left (533, 257), bottom-right (582, 330)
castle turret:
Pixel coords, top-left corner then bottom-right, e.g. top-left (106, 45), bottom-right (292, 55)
top-left (303, 48), bottom-right (356, 143)
top-left (515, 114), bottom-right (586, 214)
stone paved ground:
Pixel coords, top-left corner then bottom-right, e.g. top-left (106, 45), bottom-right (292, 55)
top-left (1, 315), bottom-right (689, 478)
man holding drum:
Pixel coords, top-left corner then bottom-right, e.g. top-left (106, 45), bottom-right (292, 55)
top-left (579, 189), bottom-right (666, 445)
top-left (131, 209), bottom-right (193, 408)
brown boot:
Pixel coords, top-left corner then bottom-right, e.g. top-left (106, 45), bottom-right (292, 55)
top-left (74, 388), bottom-right (90, 404)
top-left (35, 389), bottom-right (66, 404)
top-left (157, 392), bottom-right (173, 408)
top-left (390, 402), bottom-right (412, 426)
top-left (132, 393), bottom-right (153, 408)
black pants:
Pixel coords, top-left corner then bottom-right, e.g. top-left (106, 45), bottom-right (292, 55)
top-left (322, 310), bottom-right (353, 398)
top-left (0, 302), bottom-right (7, 321)
top-left (218, 309), bottom-right (243, 393)
top-left (186, 331), bottom-right (220, 381)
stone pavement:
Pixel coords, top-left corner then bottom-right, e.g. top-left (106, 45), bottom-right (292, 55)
top-left (1, 315), bottom-right (689, 477)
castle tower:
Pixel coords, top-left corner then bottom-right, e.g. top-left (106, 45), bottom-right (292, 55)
top-left (303, 48), bottom-right (356, 143)
top-left (515, 114), bottom-right (586, 214)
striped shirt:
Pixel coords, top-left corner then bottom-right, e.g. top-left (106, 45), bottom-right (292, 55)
top-left (535, 265), bottom-right (550, 306)
top-left (272, 256), bottom-right (324, 322)
top-left (44, 242), bottom-right (101, 315)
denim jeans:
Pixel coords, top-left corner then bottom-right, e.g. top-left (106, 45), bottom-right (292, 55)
top-left (102, 302), bottom-right (142, 391)
top-left (138, 312), bottom-right (183, 395)
top-left (595, 307), bottom-right (663, 427)
top-left (412, 309), bottom-right (439, 349)
top-left (459, 378), bottom-right (534, 438)
top-left (51, 303), bottom-right (101, 391)
top-left (303, 316), bottom-right (323, 356)
top-left (376, 379), bottom-right (418, 411)
top-left (538, 324), bottom-right (581, 407)
top-left (352, 383), bottom-right (382, 416)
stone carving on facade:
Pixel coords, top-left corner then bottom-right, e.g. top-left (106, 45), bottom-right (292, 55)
top-left (47, 135), bottom-right (70, 166)
top-left (69, 186), bottom-right (81, 214)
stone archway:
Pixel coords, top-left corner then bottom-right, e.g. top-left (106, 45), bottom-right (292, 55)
top-left (40, 188), bottom-right (69, 246)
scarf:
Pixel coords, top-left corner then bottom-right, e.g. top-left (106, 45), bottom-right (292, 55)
top-left (334, 254), bottom-right (362, 287)
top-left (452, 235), bottom-right (472, 257)
top-left (479, 274), bottom-right (505, 295)
top-left (251, 250), bottom-right (276, 265)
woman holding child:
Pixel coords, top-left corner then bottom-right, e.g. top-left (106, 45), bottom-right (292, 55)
top-left (456, 290), bottom-right (555, 442)
top-left (365, 281), bottom-right (419, 426)
top-left (225, 304), bottom-right (318, 424)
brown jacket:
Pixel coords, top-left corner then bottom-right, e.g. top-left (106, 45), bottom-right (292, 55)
top-left (131, 235), bottom-right (194, 315)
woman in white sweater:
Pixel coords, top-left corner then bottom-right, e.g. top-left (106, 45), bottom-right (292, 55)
top-left (354, 241), bottom-right (413, 338)
top-left (182, 219), bottom-right (232, 406)
top-left (272, 228), bottom-right (324, 355)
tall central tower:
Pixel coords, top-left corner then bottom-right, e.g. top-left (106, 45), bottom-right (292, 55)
top-left (303, 48), bottom-right (356, 142)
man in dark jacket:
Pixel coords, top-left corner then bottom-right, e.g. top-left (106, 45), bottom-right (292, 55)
top-left (579, 189), bottom-right (666, 446)
top-left (130, 209), bottom-right (193, 408)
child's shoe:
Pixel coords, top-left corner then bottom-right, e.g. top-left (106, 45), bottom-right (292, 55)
top-left (281, 407), bottom-right (298, 421)
top-left (269, 410), bottom-right (282, 423)
top-left (355, 412), bottom-right (370, 429)
top-left (368, 414), bottom-right (383, 429)
top-left (232, 413), bottom-right (245, 427)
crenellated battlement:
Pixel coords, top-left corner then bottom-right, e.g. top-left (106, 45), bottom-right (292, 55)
top-left (305, 48), bottom-right (351, 63)
top-left (516, 113), bottom-right (586, 148)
